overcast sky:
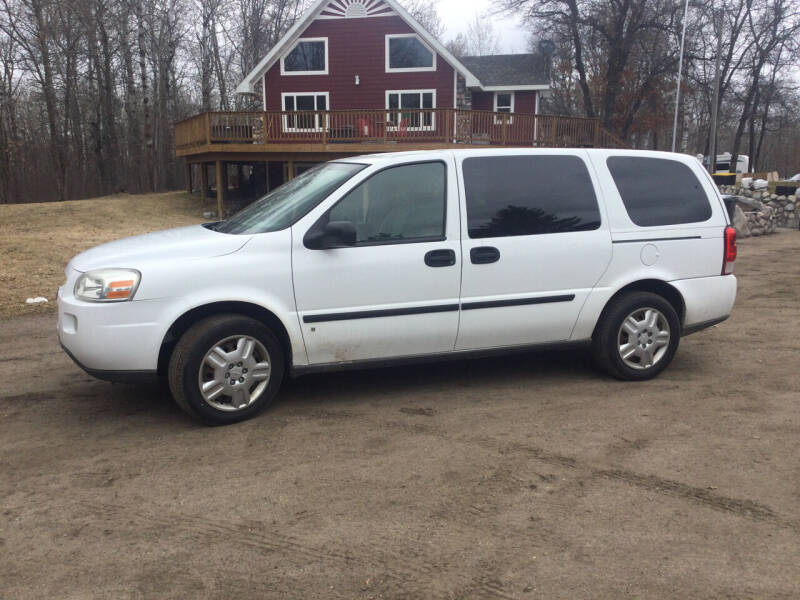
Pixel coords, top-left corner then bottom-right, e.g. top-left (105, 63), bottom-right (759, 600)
top-left (436, 0), bottom-right (530, 53)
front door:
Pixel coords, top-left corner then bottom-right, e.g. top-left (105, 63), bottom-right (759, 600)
top-left (455, 152), bottom-right (612, 350)
top-left (291, 159), bottom-right (462, 365)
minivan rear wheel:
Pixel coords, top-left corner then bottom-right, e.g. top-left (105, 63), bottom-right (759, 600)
top-left (168, 314), bottom-right (285, 425)
top-left (592, 291), bottom-right (680, 381)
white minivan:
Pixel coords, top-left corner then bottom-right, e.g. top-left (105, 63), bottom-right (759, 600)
top-left (58, 149), bottom-right (737, 424)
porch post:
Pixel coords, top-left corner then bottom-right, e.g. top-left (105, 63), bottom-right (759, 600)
top-left (216, 160), bottom-right (224, 218)
top-left (200, 163), bottom-right (208, 205)
top-left (185, 161), bottom-right (192, 193)
top-left (287, 158), bottom-right (295, 180)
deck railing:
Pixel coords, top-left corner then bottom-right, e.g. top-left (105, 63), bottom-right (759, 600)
top-left (175, 109), bottom-right (628, 151)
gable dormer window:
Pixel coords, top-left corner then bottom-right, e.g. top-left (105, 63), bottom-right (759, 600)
top-left (385, 34), bottom-right (436, 72)
top-left (281, 38), bottom-right (328, 75)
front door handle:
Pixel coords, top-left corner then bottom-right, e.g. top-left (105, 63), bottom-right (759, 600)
top-left (424, 249), bottom-right (456, 267)
top-left (470, 246), bottom-right (500, 264)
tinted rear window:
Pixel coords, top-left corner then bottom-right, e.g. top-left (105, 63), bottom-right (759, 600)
top-left (463, 155), bottom-right (601, 238)
top-left (607, 157), bottom-right (712, 227)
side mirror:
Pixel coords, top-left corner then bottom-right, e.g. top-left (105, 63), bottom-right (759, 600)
top-left (304, 220), bottom-right (357, 249)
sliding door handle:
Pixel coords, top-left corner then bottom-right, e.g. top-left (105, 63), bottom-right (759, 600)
top-left (470, 246), bottom-right (500, 264)
top-left (424, 249), bottom-right (456, 267)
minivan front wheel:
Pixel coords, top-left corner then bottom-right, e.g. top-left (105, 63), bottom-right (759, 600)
top-left (593, 291), bottom-right (680, 381)
top-left (168, 314), bottom-right (285, 424)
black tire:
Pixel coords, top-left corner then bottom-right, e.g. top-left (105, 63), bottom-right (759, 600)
top-left (592, 291), bottom-right (680, 381)
top-left (168, 314), bottom-right (285, 425)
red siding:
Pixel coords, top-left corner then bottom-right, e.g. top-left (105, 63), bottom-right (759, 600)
top-left (515, 91), bottom-right (538, 113)
top-left (264, 16), bottom-right (455, 111)
top-left (472, 90), bottom-right (538, 114)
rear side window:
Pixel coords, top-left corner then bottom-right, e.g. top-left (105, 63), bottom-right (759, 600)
top-left (607, 157), bottom-right (712, 226)
top-left (463, 155), bottom-right (601, 238)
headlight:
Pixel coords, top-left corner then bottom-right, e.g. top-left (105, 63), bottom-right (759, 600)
top-left (74, 269), bottom-right (141, 302)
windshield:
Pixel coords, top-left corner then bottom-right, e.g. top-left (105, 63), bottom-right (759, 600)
top-left (213, 162), bottom-right (366, 235)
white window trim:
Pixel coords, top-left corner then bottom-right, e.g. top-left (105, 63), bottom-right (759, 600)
top-left (385, 33), bottom-right (436, 73)
top-left (280, 37), bottom-right (329, 76)
top-left (385, 89), bottom-right (436, 131)
top-left (483, 85), bottom-right (549, 91)
top-left (281, 92), bottom-right (330, 132)
top-left (493, 92), bottom-right (514, 124)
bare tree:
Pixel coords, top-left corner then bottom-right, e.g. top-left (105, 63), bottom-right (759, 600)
top-left (0, 18), bottom-right (19, 203)
top-left (501, 0), bottom-right (684, 136)
top-left (729, 0), bottom-right (800, 170)
top-left (445, 32), bottom-right (469, 57)
top-left (2, 0), bottom-right (69, 199)
top-left (464, 13), bottom-right (500, 55)
top-left (2, 0), bottom-right (799, 204)
top-left (400, 0), bottom-right (444, 38)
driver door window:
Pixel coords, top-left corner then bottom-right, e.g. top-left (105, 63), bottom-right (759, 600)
top-left (327, 161), bottom-right (446, 244)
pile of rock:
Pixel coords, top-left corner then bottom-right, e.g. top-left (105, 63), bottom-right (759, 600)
top-left (719, 184), bottom-right (799, 236)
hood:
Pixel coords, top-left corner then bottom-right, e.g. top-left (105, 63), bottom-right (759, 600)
top-left (69, 224), bottom-right (251, 272)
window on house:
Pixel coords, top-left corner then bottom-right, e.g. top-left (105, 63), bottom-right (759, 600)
top-left (386, 90), bottom-right (435, 130)
top-left (386, 34), bottom-right (435, 71)
top-left (463, 155), bottom-right (601, 238)
top-left (282, 38), bottom-right (328, 74)
top-left (494, 92), bottom-right (514, 123)
top-left (282, 93), bottom-right (328, 131)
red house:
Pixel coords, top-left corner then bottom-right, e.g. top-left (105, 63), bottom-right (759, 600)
top-left (175, 0), bottom-right (625, 214)
top-left (235, 0), bottom-right (549, 133)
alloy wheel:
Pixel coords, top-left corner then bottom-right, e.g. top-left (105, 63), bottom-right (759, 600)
top-left (197, 335), bottom-right (271, 411)
top-left (617, 307), bottom-right (671, 370)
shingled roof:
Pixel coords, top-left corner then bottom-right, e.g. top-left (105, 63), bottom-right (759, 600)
top-left (460, 53), bottom-right (549, 88)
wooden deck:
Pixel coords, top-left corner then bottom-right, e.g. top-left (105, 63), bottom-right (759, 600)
top-left (175, 109), bottom-right (627, 217)
top-left (175, 109), bottom-right (627, 161)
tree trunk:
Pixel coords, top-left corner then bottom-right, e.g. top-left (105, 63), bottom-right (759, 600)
top-left (212, 16), bottom-right (228, 110)
top-left (118, 4), bottom-right (141, 192)
top-left (97, 0), bottom-right (120, 192)
top-left (135, 1), bottom-right (153, 192)
top-left (565, 0), bottom-right (594, 118)
top-left (30, 0), bottom-right (67, 201)
top-left (200, 1), bottom-right (212, 111)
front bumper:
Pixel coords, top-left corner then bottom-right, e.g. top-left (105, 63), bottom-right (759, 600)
top-left (60, 341), bottom-right (158, 383)
top-left (58, 283), bottom-right (165, 377)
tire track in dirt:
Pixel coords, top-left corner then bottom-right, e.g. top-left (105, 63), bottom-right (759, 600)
top-left (0, 392), bottom-right (51, 403)
top-left (596, 469), bottom-right (786, 525)
top-left (81, 501), bottom-right (517, 599)
top-left (381, 418), bottom-right (795, 531)
top-left (499, 441), bottom-right (795, 529)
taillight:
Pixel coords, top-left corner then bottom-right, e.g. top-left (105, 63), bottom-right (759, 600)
top-left (722, 226), bottom-right (737, 275)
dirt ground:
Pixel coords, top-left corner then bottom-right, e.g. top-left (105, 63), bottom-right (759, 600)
top-left (0, 192), bottom-right (206, 320)
top-left (1, 230), bottom-right (800, 599)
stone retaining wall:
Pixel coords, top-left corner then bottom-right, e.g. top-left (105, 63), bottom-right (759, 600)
top-left (719, 185), bottom-right (800, 237)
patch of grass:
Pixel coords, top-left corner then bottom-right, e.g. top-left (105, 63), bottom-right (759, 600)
top-left (0, 192), bottom-right (207, 319)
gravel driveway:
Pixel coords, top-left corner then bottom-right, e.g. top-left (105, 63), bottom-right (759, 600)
top-left (2, 232), bottom-right (799, 599)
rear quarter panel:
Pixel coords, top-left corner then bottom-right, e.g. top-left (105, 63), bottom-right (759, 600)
top-left (572, 150), bottom-right (731, 339)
